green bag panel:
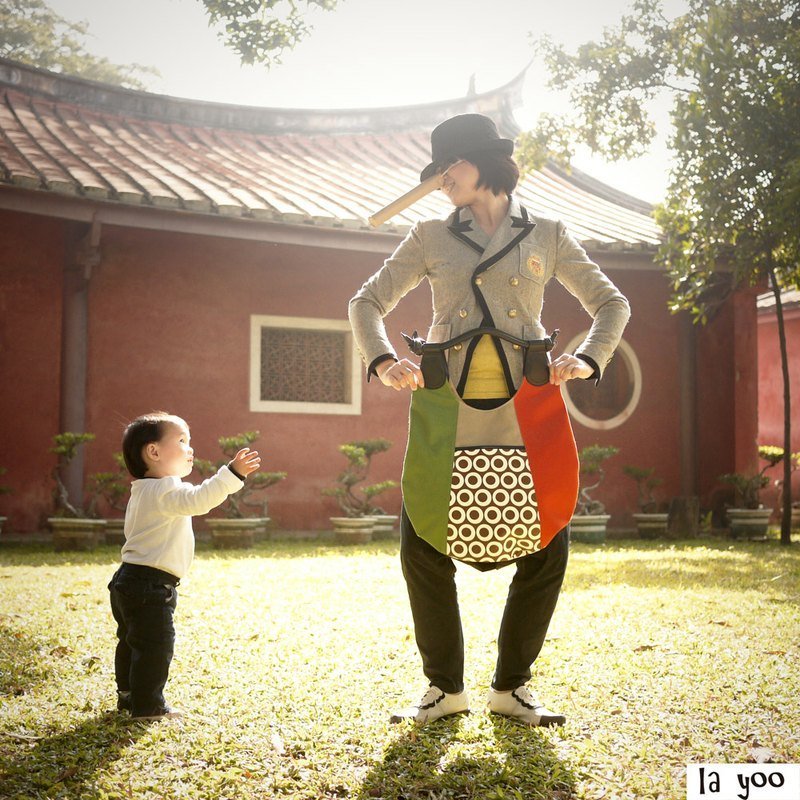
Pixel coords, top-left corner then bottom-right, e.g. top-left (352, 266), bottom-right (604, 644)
top-left (401, 384), bottom-right (460, 554)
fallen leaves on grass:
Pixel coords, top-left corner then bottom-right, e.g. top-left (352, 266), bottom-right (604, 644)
top-left (0, 539), bottom-right (797, 800)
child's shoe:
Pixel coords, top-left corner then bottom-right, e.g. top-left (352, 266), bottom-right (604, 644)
top-left (131, 706), bottom-right (184, 722)
top-left (390, 685), bottom-right (469, 724)
top-left (116, 691), bottom-right (131, 712)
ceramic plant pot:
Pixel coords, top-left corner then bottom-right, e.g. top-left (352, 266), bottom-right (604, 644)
top-left (330, 516), bottom-right (374, 544)
top-left (632, 512), bottom-right (669, 539)
top-left (726, 507), bottom-right (771, 539)
top-left (569, 514), bottom-right (610, 544)
top-left (207, 518), bottom-right (260, 549)
top-left (369, 514), bottom-right (399, 540)
top-left (49, 518), bottom-right (106, 552)
top-left (104, 518), bottom-right (126, 546)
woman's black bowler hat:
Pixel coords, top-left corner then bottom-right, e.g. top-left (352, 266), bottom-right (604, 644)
top-left (419, 113), bottom-right (514, 182)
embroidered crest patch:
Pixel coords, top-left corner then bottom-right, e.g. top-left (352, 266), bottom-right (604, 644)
top-left (526, 254), bottom-right (544, 277)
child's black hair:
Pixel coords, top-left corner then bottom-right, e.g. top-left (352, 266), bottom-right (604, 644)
top-left (122, 412), bottom-right (181, 479)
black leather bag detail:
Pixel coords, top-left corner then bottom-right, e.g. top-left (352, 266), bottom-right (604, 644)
top-left (402, 327), bottom-right (558, 390)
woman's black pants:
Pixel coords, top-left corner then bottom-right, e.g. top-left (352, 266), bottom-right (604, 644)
top-left (400, 506), bottom-right (569, 694)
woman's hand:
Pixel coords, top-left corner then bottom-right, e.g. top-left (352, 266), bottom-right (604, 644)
top-left (231, 448), bottom-right (261, 477)
top-left (549, 354), bottom-right (593, 386)
top-left (377, 358), bottom-right (425, 391)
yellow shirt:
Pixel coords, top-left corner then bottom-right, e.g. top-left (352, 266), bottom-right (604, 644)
top-left (461, 335), bottom-right (510, 400)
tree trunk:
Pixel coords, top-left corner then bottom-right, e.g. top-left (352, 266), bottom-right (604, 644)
top-left (768, 263), bottom-right (792, 546)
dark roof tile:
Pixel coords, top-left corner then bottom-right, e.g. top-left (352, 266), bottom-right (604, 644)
top-left (0, 60), bottom-right (661, 249)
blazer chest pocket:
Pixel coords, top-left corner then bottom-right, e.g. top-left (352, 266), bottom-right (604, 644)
top-left (518, 244), bottom-right (548, 284)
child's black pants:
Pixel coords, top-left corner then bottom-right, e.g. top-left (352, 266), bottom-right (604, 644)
top-left (108, 563), bottom-right (179, 716)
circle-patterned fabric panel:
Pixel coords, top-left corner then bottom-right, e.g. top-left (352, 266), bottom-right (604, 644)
top-left (447, 446), bottom-right (541, 562)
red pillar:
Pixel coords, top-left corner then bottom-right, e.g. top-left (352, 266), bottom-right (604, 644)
top-left (59, 221), bottom-right (101, 507)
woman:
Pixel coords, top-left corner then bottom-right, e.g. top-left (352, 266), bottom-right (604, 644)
top-left (349, 113), bottom-right (630, 725)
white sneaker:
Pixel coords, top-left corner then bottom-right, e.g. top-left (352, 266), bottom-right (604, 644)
top-left (390, 685), bottom-right (469, 724)
top-left (487, 686), bottom-right (565, 726)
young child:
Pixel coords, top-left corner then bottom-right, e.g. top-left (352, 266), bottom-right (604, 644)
top-left (108, 411), bottom-right (260, 720)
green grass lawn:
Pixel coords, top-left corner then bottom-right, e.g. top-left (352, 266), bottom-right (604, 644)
top-left (1, 538), bottom-right (798, 799)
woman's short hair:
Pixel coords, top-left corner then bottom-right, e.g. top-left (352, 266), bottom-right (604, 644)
top-left (468, 151), bottom-right (520, 196)
top-left (122, 411), bottom-right (183, 479)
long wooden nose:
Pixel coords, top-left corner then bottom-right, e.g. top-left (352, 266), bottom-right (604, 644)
top-left (368, 173), bottom-right (444, 227)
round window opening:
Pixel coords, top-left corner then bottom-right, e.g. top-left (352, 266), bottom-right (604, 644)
top-left (562, 333), bottom-right (641, 430)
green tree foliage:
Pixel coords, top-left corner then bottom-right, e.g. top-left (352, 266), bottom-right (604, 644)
top-left (87, 453), bottom-right (130, 517)
top-left (0, 0), bottom-right (158, 88)
top-left (50, 432), bottom-right (95, 517)
top-left (193, 431), bottom-right (287, 519)
top-left (199, 0), bottom-right (341, 67)
top-left (322, 438), bottom-right (398, 517)
top-left (576, 445), bottom-right (619, 516)
top-left (523, 0), bottom-right (799, 543)
top-left (719, 445), bottom-right (784, 508)
top-left (623, 465), bottom-right (664, 512)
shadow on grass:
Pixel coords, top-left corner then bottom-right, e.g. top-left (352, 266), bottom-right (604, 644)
top-left (355, 714), bottom-right (577, 800)
top-left (0, 623), bottom-right (52, 697)
top-left (0, 711), bottom-right (148, 800)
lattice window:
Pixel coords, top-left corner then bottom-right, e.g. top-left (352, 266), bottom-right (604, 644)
top-left (260, 328), bottom-right (348, 403)
top-left (250, 315), bottom-right (361, 415)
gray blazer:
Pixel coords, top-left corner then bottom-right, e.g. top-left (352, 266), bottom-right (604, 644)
top-left (349, 196), bottom-right (631, 390)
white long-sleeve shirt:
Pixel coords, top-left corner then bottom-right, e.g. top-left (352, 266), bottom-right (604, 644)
top-left (121, 466), bottom-right (243, 579)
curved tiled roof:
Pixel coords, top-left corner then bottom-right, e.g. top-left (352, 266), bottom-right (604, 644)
top-left (0, 58), bottom-right (660, 250)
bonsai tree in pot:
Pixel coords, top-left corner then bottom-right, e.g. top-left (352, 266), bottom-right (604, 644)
top-left (49, 432), bottom-right (106, 551)
top-left (0, 467), bottom-right (11, 536)
top-left (88, 453), bottom-right (130, 545)
top-left (571, 444), bottom-right (619, 543)
top-left (720, 445), bottom-right (785, 539)
top-left (623, 465), bottom-right (668, 539)
top-left (194, 431), bottom-right (286, 548)
top-left (322, 438), bottom-right (399, 543)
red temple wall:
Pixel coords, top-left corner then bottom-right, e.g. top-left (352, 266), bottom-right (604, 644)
top-left (0, 207), bottom-right (760, 532)
top-left (0, 212), bottom-right (65, 530)
top-left (757, 305), bottom-right (800, 510)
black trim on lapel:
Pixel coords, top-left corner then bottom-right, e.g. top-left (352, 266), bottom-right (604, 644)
top-left (491, 333), bottom-right (516, 395)
top-left (469, 206), bottom-right (536, 394)
top-left (455, 332), bottom-right (482, 396)
top-left (452, 203), bottom-right (537, 398)
top-left (474, 207), bottom-right (536, 277)
top-left (510, 206), bottom-right (532, 229)
top-left (447, 208), bottom-right (484, 255)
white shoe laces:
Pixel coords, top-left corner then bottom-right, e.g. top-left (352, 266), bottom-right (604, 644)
top-left (418, 685), bottom-right (445, 709)
top-left (511, 685), bottom-right (541, 710)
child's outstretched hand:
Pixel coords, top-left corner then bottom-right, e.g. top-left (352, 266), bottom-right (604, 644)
top-left (231, 448), bottom-right (261, 478)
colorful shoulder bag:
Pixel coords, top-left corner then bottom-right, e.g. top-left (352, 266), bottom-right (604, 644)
top-left (401, 327), bottom-right (579, 563)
